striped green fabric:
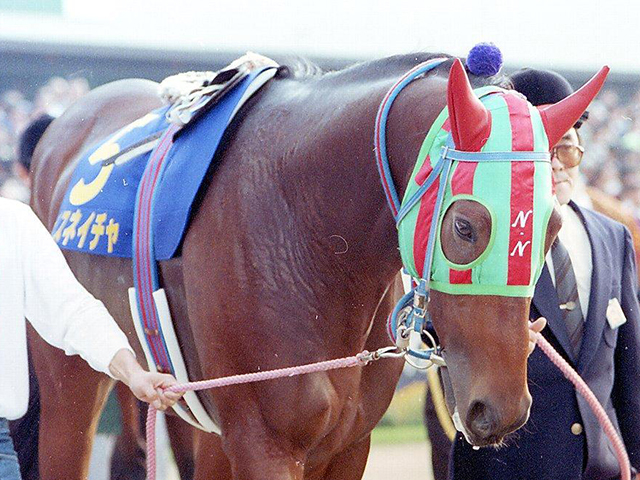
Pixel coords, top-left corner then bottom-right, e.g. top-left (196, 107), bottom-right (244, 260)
top-left (398, 87), bottom-right (555, 297)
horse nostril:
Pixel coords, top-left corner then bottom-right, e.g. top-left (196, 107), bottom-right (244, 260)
top-left (467, 400), bottom-right (496, 438)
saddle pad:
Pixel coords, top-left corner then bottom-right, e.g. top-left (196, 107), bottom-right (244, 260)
top-left (53, 66), bottom-right (275, 259)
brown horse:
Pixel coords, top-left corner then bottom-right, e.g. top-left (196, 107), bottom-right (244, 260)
top-left (28, 52), bottom-right (599, 480)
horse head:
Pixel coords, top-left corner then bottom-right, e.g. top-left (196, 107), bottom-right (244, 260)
top-left (397, 60), bottom-right (608, 446)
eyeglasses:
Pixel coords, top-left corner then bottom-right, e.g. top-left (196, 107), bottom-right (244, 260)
top-left (551, 144), bottom-right (584, 168)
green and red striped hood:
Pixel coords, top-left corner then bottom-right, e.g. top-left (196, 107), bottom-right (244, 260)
top-left (398, 86), bottom-right (554, 297)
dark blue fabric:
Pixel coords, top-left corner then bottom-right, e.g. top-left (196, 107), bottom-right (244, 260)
top-left (450, 202), bottom-right (640, 480)
top-left (54, 68), bottom-right (270, 259)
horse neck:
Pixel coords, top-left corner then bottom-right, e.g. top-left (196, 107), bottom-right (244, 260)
top-left (279, 75), bottom-right (448, 304)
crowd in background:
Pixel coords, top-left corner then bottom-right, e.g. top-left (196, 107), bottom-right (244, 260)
top-left (0, 76), bottom-right (89, 202)
top-left (1, 75), bottom-right (640, 222)
top-left (578, 88), bottom-right (640, 219)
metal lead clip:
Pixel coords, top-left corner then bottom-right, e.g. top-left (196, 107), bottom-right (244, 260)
top-left (356, 346), bottom-right (405, 365)
top-left (374, 346), bottom-right (407, 360)
top-left (429, 353), bottom-right (446, 367)
top-left (413, 291), bottom-right (427, 313)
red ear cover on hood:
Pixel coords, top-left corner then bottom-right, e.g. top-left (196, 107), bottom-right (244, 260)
top-left (447, 59), bottom-right (492, 152)
top-left (538, 66), bottom-right (609, 147)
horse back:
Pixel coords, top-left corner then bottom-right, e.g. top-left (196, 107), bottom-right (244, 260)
top-left (31, 79), bottom-right (163, 229)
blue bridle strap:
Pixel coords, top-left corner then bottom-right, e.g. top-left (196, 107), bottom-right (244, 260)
top-left (396, 146), bottom-right (551, 225)
top-left (421, 147), bottom-right (454, 285)
top-left (444, 148), bottom-right (551, 162)
top-left (374, 57), bottom-right (449, 219)
top-left (396, 156), bottom-right (446, 224)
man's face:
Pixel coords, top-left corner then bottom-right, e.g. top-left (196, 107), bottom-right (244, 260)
top-left (551, 128), bottom-right (581, 205)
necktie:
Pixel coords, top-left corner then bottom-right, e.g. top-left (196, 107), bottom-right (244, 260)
top-left (551, 239), bottom-right (584, 356)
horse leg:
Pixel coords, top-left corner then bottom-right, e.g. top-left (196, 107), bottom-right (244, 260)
top-left (165, 413), bottom-right (195, 480)
top-left (321, 436), bottom-right (371, 480)
top-left (317, 278), bottom-right (403, 480)
top-left (192, 431), bottom-right (231, 480)
top-left (32, 335), bottom-right (113, 480)
top-left (217, 426), bottom-right (304, 480)
top-left (110, 383), bottom-right (146, 480)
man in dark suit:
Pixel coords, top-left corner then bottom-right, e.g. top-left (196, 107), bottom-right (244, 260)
top-left (449, 69), bottom-right (640, 480)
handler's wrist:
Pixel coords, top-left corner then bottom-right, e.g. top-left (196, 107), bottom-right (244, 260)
top-left (108, 348), bottom-right (142, 385)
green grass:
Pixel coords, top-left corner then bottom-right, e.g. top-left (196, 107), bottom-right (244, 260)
top-left (369, 379), bottom-right (429, 445)
top-left (371, 423), bottom-right (427, 445)
top-left (97, 390), bottom-right (122, 435)
top-left (377, 381), bottom-right (426, 426)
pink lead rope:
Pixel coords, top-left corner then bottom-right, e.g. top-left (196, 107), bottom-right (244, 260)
top-left (145, 352), bottom-right (372, 480)
top-left (145, 339), bottom-right (632, 480)
top-left (534, 333), bottom-right (631, 480)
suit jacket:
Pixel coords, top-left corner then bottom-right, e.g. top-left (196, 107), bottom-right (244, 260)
top-left (450, 202), bottom-right (640, 480)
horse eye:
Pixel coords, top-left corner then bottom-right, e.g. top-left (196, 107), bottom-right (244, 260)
top-left (454, 218), bottom-right (476, 243)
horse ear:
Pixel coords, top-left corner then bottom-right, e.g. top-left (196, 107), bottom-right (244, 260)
top-left (447, 58), bottom-right (492, 152)
top-left (538, 66), bottom-right (609, 148)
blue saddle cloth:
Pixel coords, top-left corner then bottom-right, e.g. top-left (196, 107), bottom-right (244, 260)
top-left (54, 68), bottom-right (271, 259)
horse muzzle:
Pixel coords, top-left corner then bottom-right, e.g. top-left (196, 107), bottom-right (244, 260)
top-left (463, 396), bottom-right (531, 446)
top-left (440, 366), bottom-right (531, 446)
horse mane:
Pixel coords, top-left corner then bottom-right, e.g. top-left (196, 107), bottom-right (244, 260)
top-left (276, 56), bottom-right (325, 79)
top-left (277, 52), bottom-right (509, 88)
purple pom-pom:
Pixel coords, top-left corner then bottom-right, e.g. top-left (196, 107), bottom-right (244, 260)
top-left (466, 43), bottom-right (503, 77)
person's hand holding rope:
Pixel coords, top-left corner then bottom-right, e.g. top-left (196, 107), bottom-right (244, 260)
top-left (108, 349), bottom-right (184, 410)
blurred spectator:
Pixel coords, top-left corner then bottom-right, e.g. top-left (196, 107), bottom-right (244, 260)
top-left (33, 76), bottom-right (89, 118)
top-left (16, 114), bottom-right (55, 188)
top-left (0, 77), bottom-right (88, 202)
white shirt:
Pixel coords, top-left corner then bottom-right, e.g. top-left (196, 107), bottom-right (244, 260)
top-left (572, 177), bottom-right (594, 210)
top-left (0, 198), bottom-right (132, 420)
top-left (546, 203), bottom-right (593, 316)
